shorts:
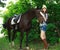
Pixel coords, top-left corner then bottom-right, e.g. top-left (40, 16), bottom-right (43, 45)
top-left (40, 25), bottom-right (47, 32)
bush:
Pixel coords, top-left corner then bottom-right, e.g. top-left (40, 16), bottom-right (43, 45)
top-left (46, 23), bottom-right (59, 45)
top-left (28, 18), bottom-right (40, 42)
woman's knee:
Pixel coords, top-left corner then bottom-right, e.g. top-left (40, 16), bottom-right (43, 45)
top-left (40, 35), bottom-right (46, 40)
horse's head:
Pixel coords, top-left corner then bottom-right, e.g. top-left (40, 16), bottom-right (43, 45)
top-left (35, 9), bottom-right (44, 23)
top-left (3, 23), bottom-right (7, 29)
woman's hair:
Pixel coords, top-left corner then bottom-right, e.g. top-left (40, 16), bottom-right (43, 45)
top-left (41, 8), bottom-right (48, 13)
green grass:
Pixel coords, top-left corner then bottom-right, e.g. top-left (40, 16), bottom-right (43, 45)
top-left (0, 37), bottom-right (60, 50)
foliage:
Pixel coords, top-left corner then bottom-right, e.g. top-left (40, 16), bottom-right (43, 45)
top-left (0, 0), bottom-right (6, 7)
top-left (46, 23), bottom-right (59, 45)
top-left (28, 18), bottom-right (40, 41)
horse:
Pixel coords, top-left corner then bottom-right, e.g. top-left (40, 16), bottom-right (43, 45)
top-left (3, 8), bottom-right (44, 50)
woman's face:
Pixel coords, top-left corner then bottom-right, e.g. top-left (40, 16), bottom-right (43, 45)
top-left (42, 8), bottom-right (46, 12)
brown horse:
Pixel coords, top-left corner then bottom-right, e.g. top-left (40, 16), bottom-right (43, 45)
top-left (3, 8), bottom-right (44, 50)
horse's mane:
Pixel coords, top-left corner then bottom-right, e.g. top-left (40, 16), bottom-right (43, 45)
top-left (22, 8), bottom-right (36, 15)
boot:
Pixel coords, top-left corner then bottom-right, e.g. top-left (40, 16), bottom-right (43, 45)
top-left (42, 39), bottom-right (48, 49)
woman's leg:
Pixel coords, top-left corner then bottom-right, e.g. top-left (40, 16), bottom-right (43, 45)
top-left (40, 30), bottom-right (48, 49)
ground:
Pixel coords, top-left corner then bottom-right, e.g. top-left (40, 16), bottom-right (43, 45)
top-left (0, 37), bottom-right (60, 50)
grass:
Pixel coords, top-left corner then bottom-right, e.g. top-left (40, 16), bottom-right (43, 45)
top-left (0, 37), bottom-right (60, 50)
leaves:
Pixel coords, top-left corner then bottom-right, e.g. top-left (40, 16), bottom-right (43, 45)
top-left (0, 0), bottom-right (6, 7)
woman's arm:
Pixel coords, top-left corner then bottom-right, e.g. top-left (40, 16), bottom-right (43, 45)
top-left (40, 12), bottom-right (48, 22)
top-left (45, 14), bottom-right (48, 21)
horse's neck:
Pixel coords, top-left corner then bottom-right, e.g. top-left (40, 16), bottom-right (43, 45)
top-left (30, 10), bottom-right (36, 19)
top-left (27, 10), bottom-right (36, 20)
top-left (22, 9), bottom-right (36, 22)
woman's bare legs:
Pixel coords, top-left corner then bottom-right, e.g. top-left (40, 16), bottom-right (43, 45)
top-left (40, 30), bottom-right (48, 49)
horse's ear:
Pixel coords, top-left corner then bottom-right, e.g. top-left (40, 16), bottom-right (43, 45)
top-left (34, 6), bottom-right (40, 9)
top-left (36, 6), bottom-right (40, 9)
top-left (37, 6), bottom-right (39, 9)
top-left (34, 6), bottom-right (37, 9)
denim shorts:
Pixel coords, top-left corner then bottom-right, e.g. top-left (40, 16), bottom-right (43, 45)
top-left (40, 25), bottom-right (47, 32)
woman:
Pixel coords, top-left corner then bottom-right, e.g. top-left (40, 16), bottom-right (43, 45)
top-left (38, 5), bottom-right (48, 50)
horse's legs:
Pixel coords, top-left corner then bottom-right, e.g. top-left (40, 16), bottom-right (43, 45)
top-left (8, 29), bottom-right (11, 43)
top-left (12, 30), bottom-right (16, 41)
top-left (8, 29), bottom-right (12, 46)
top-left (11, 29), bottom-right (17, 46)
top-left (20, 31), bottom-right (24, 49)
top-left (26, 31), bottom-right (29, 49)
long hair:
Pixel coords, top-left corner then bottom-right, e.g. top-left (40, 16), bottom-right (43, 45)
top-left (40, 8), bottom-right (48, 13)
top-left (38, 8), bottom-right (48, 23)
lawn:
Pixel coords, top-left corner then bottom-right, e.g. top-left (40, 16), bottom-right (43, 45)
top-left (0, 37), bottom-right (60, 50)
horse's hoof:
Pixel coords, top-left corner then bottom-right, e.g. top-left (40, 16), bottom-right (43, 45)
top-left (11, 41), bottom-right (15, 47)
top-left (26, 47), bottom-right (29, 50)
top-left (24, 47), bottom-right (29, 50)
top-left (9, 43), bottom-right (11, 48)
top-left (19, 48), bottom-right (23, 50)
top-left (9, 43), bottom-right (11, 46)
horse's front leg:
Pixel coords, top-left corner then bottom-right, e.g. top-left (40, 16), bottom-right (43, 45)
top-left (20, 31), bottom-right (24, 50)
top-left (8, 29), bottom-right (11, 46)
top-left (26, 31), bottom-right (29, 50)
top-left (11, 29), bottom-right (17, 47)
